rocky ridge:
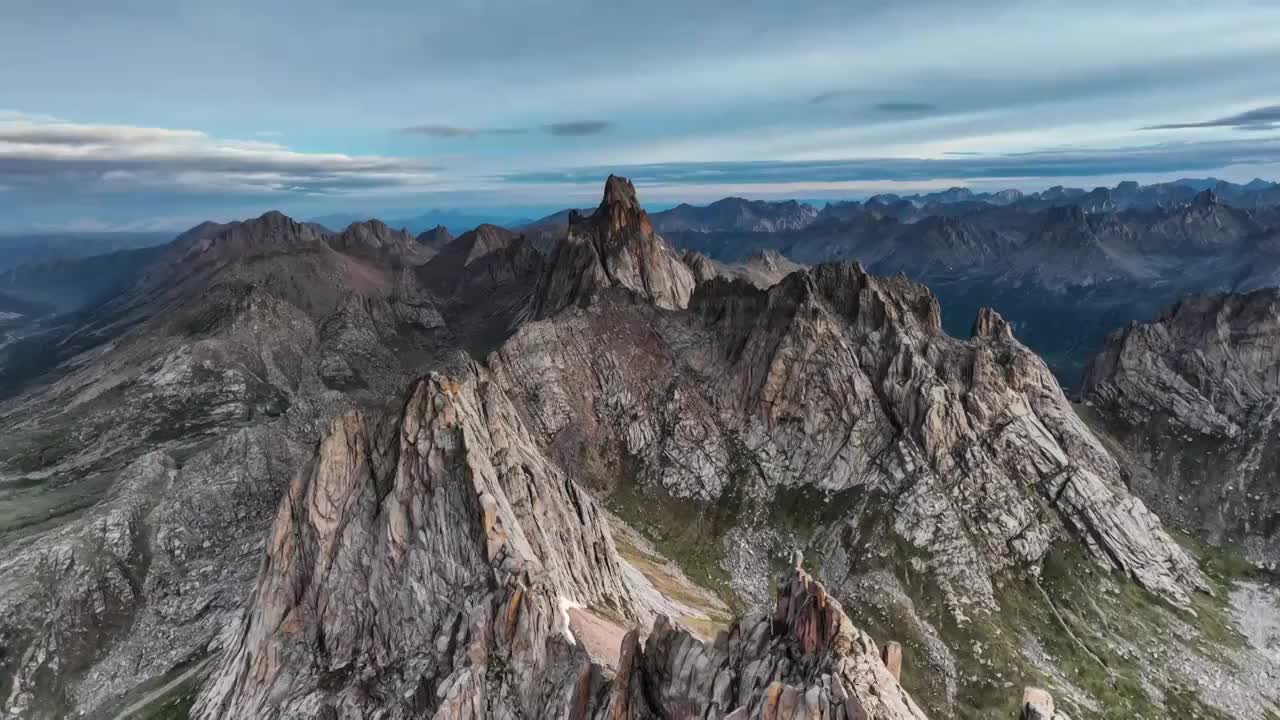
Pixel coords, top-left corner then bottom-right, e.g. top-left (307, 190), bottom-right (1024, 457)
top-left (531, 175), bottom-right (695, 317)
top-left (497, 258), bottom-right (1205, 612)
top-left (682, 249), bottom-right (807, 289)
top-left (486, 179), bottom-right (1258, 716)
top-left (653, 197), bottom-right (819, 234)
top-left (0, 175), bottom-right (1273, 719)
top-left (0, 211), bottom-right (464, 718)
top-left (1082, 289), bottom-right (1280, 566)
top-left (194, 369), bottom-right (925, 719)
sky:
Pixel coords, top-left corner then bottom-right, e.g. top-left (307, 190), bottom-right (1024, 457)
top-left (3, 0), bottom-right (1280, 231)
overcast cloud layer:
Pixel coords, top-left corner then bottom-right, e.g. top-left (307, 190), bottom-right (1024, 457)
top-left (3, 0), bottom-right (1280, 230)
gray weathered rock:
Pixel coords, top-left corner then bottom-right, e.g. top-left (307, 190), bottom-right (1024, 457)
top-left (195, 369), bottom-right (651, 718)
top-left (1082, 289), bottom-right (1280, 566)
top-left (605, 563), bottom-right (927, 720)
top-left (682, 249), bottom-right (807, 289)
top-left (495, 267), bottom-right (1205, 613)
top-left (1, 177), bottom-right (1266, 719)
top-left (0, 211), bottom-right (466, 718)
top-left (1020, 687), bottom-right (1055, 720)
top-left (194, 369), bottom-right (926, 719)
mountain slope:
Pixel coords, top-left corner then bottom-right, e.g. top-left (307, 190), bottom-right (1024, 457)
top-left (194, 368), bottom-right (926, 719)
top-left (1082, 289), bottom-right (1280, 567)
top-left (0, 211), bottom-right (464, 718)
top-left (484, 178), bottom-right (1273, 718)
top-left (2, 177), bottom-right (1278, 720)
top-left (531, 175), bottom-right (695, 318)
top-left (652, 197), bottom-right (819, 233)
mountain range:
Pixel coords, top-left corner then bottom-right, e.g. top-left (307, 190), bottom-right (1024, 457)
top-left (653, 185), bottom-right (1280, 387)
top-left (309, 209), bottom-right (536, 237)
top-left (0, 176), bottom-right (1278, 719)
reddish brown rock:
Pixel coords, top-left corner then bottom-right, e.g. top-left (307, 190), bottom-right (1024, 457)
top-left (882, 641), bottom-right (903, 681)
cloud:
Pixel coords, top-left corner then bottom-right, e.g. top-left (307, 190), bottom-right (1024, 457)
top-left (873, 101), bottom-right (938, 113)
top-left (810, 90), bottom-right (854, 105)
top-left (399, 121), bottom-right (613, 138)
top-left (0, 115), bottom-right (438, 197)
top-left (1141, 104), bottom-right (1280, 131)
top-left (400, 124), bottom-right (527, 138)
top-left (505, 137), bottom-right (1280, 186)
top-left (542, 120), bottom-right (612, 136)
top-left (811, 94), bottom-right (938, 113)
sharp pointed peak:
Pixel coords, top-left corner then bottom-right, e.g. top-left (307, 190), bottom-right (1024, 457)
top-left (601, 174), bottom-right (642, 211)
top-left (1192, 188), bottom-right (1220, 207)
top-left (971, 307), bottom-right (1014, 341)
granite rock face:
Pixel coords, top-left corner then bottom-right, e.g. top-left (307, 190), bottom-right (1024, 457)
top-left (1083, 289), bottom-right (1280, 437)
top-left (495, 263), bottom-right (1205, 613)
top-left (0, 176), bottom-right (1261, 719)
top-left (531, 175), bottom-right (695, 317)
top-left (609, 561), bottom-right (927, 720)
top-left (194, 369), bottom-right (926, 719)
top-left (1082, 289), bottom-right (1280, 566)
top-left (195, 370), bottom-right (648, 718)
top-left (682, 249), bottom-right (806, 289)
top-left (0, 212), bottom-right (465, 718)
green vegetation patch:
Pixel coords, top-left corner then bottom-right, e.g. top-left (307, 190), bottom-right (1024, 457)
top-left (606, 478), bottom-right (740, 608)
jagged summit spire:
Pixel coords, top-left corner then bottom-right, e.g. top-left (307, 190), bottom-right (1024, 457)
top-left (1193, 188), bottom-right (1219, 206)
top-left (971, 306), bottom-right (1014, 341)
top-left (601, 173), bottom-right (641, 211)
top-left (569, 174), bottom-right (654, 236)
top-left (531, 175), bottom-right (694, 317)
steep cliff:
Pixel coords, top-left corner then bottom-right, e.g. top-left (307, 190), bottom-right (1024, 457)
top-left (3, 177), bottom-right (1273, 720)
top-left (1082, 289), bottom-right (1280, 566)
top-left (531, 175), bottom-right (695, 317)
top-left (194, 369), bottom-right (926, 720)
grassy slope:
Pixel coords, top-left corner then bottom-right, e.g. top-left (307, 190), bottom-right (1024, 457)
top-left (606, 472), bottom-right (1260, 719)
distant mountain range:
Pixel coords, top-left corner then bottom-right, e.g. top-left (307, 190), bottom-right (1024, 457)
top-left (0, 231), bottom-right (170, 274)
top-left (647, 181), bottom-right (1280, 385)
top-left (309, 209), bottom-right (536, 236)
top-left (648, 177), bottom-right (1280, 233)
top-left (7, 175), bottom-right (1280, 388)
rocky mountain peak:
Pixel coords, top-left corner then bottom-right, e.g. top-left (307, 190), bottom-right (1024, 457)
top-left (1082, 288), bottom-right (1280, 570)
top-left (460, 223), bottom-right (519, 261)
top-left (1193, 188), bottom-right (1220, 207)
top-left (601, 173), bottom-right (642, 210)
top-left (971, 306), bottom-right (1014, 341)
top-left (531, 175), bottom-right (695, 317)
top-left (253, 209), bottom-right (293, 226)
top-left (194, 365), bottom-right (929, 718)
top-left (327, 218), bottom-right (429, 266)
top-left (573, 173), bottom-right (653, 236)
top-left (1083, 288), bottom-right (1280, 437)
top-left (746, 248), bottom-right (788, 271)
top-left (415, 224), bottom-right (454, 250)
top-left (681, 249), bottom-right (718, 283)
top-left (690, 262), bottom-right (945, 365)
top-left (652, 194), bottom-right (818, 233)
top-left (610, 558), bottom-right (928, 719)
top-left (169, 210), bottom-right (322, 267)
top-left (195, 368), bottom-right (654, 718)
